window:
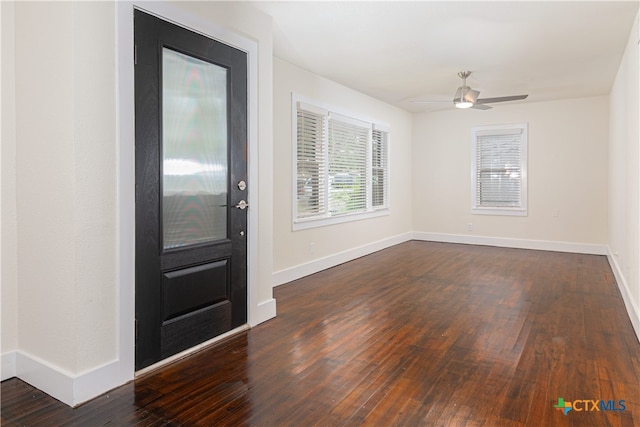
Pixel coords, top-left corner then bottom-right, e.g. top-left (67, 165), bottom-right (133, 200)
top-left (372, 127), bottom-right (389, 208)
top-left (471, 123), bottom-right (527, 216)
top-left (294, 96), bottom-right (390, 229)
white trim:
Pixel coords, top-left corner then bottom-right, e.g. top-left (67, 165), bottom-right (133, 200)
top-left (7, 351), bottom-right (123, 407)
top-left (471, 207), bottom-right (527, 217)
top-left (412, 232), bottom-right (608, 255)
top-left (72, 360), bottom-right (123, 407)
top-left (250, 298), bottom-right (277, 327)
top-left (475, 127), bottom-right (523, 137)
top-left (1, 352), bottom-right (16, 381)
top-left (17, 351), bottom-right (74, 406)
top-left (115, 0), bottom-right (136, 392)
top-left (272, 232), bottom-right (413, 286)
top-left (607, 247), bottom-right (640, 343)
top-left (293, 208), bottom-right (389, 231)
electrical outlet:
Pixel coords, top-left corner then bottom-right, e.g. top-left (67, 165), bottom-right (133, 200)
top-left (310, 242), bottom-right (316, 254)
top-left (552, 208), bottom-right (559, 217)
top-left (467, 223), bottom-right (473, 231)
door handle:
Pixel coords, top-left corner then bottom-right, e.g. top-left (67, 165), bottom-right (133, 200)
top-left (235, 200), bottom-right (249, 210)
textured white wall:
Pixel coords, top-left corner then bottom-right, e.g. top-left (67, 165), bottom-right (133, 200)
top-left (11, 1), bottom-right (117, 374)
top-left (15, 2), bottom-right (79, 372)
top-left (272, 58), bottom-right (413, 274)
top-left (71, 2), bottom-right (117, 372)
top-left (609, 11), bottom-right (640, 329)
top-left (412, 96), bottom-right (609, 245)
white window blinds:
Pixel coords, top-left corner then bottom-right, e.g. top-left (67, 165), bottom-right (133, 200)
top-left (472, 124), bottom-right (527, 216)
top-left (295, 98), bottom-right (390, 226)
top-left (328, 114), bottom-right (369, 215)
top-left (296, 108), bottom-right (327, 218)
top-left (372, 127), bottom-right (388, 208)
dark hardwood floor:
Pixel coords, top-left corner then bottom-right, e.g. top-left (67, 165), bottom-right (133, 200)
top-left (2, 241), bottom-right (640, 426)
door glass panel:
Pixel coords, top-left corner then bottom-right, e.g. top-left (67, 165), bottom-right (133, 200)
top-left (162, 48), bottom-right (228, 250)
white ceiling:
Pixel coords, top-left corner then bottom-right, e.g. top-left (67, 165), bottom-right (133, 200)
top-left (250, 1), bottom-right (639, 113)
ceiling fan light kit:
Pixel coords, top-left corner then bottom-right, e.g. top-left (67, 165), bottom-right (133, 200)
top-left (455, 100), bottom-right (473, 109)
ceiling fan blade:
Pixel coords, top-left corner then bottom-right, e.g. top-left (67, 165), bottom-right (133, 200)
top-left (464, 89), bottom-right (480, 103)
top-left (410, 100), bottom-right (453, 104)
top-left (470, 103), bottom-right (492, 110)
top-left (476, 94), bottom-right (528, 104)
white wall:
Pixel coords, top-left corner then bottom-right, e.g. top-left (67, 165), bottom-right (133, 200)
top-left (11, 0), bottom-right (117, 374)
top-left (608, 11), bottom-right (640, 338)
top-left (0, 1), bottom-right (119, 402)
top-left (412, 96), bottom-right (609, 250)
top-left (272, 58), bottom-right (413, 283)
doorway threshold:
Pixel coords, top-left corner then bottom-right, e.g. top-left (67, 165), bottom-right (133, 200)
top-left (135, 324), bottom-right (250, 378)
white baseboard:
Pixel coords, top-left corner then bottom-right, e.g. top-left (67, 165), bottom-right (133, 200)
top-left (272, 232), bottom-right (607, 288)
top-left (607, 248), bottom-right (640, 343)
top-left (250, 298), bottom-right (277, 327)
top-left (1, 351), bottom-right (16, 381)
top-left (16, 351), bottom-right (75, 405)
top-left (72, 359), bottom-right (125, 406)
top-left (10, 351), bottom-right (124, 407)
top-left (272, 232), bottom-right (413, 287)
top-left (413, 232), bottom-right (608, 255)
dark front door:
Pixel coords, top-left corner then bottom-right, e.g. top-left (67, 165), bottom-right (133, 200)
top-left (134, 10), bottom-right (248, 370)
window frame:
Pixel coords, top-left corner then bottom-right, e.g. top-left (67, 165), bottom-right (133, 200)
top-left (471, 123), bottom-right (528, 216)
top-left (292, 93), bottom-right (390, 230)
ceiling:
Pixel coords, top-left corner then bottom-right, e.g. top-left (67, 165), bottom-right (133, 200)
top-left (250, 1), bottom-right (639, 113)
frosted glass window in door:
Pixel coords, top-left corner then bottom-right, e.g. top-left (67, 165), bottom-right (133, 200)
top-left (162, 48), bottom-right (228, 250)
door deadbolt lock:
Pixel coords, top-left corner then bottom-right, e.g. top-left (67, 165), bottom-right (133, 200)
top-left (235, 200), bottom-right (249, 210)
top-left (237, 180), bottom-right (247, 191)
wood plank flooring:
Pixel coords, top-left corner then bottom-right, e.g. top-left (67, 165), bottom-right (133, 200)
top-left (2, 241), bottom-right (640, 426)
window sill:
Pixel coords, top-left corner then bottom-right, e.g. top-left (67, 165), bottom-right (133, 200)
top-left (293, 208), bottom-right (390, 231)
top-left (472, 207), bottom-right (528, 217)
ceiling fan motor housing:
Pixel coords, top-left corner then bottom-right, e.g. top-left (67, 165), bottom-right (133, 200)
top-left (454, 85), bottom-right (478, 104)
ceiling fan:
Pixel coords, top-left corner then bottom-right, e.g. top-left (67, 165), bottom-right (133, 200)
top-left (412, 71), bottom-right (528, 110)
